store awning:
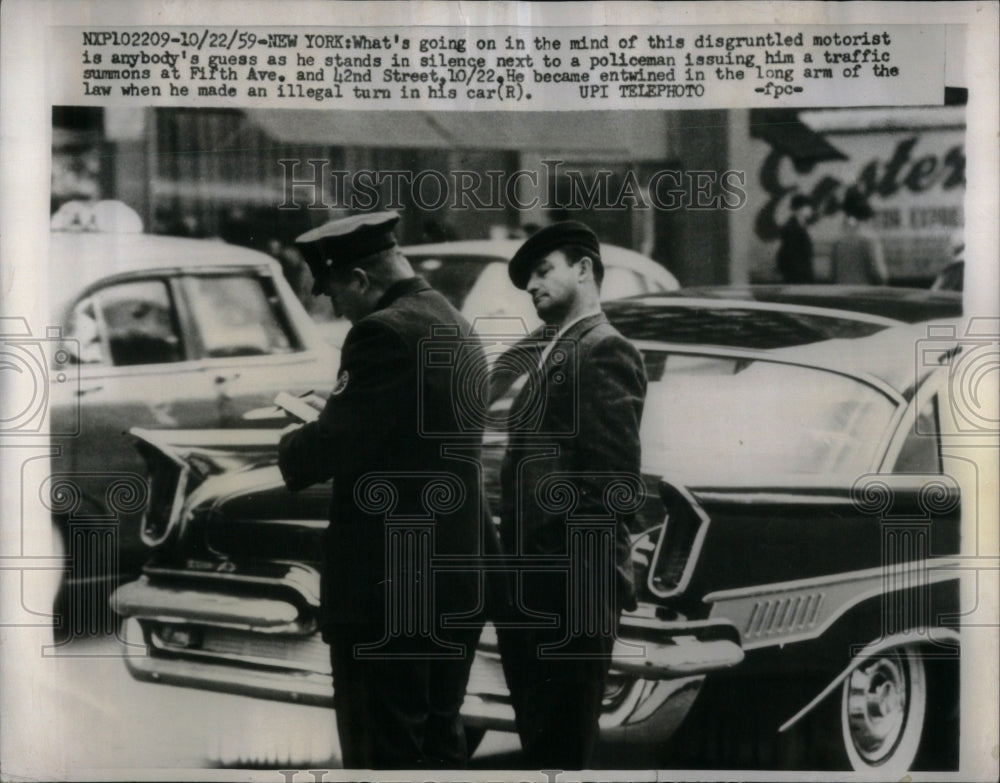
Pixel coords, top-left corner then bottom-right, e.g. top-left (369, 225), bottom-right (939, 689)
top-left (749, 109), bottom-right (848, 171)
top-left (798, 105), bottom-right (966, 133)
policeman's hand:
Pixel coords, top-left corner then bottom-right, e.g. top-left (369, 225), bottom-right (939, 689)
top-left (277, 421), bottom-right (308, 492)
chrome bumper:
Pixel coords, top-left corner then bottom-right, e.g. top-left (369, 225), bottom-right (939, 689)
top-left (121, 618), bottom-right (335, 706)
top-left (112, 568), bottom-right (319, 634)
top-left (612, 613), bottom-right (744, 678)
top-left (117, 571), bottom-right (745, 735)
top-left (459, 616), bottom-right (743, 731)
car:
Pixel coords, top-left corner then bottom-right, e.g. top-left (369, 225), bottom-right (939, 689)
top-left (931, 260), bottom-right (964, 292)
top-left (111, 289), bottom-right (966, 772)
top-left (668, 284), bottom-right (965, 324)
top-left (36, 203), bottom-right (337, 638)
top-left (316, 238), bottom-right (680, 345)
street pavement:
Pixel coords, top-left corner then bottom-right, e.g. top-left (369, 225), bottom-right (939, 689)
top-left (16, 631), bottom-right (533, 776)
top-left (15, 630), bottom-right (671, 777)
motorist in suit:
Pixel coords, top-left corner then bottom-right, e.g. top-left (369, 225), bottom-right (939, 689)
top-left (494, 221), bottom-right (648, 769)
top-left (776, 194), bottom-right (816, 283)
top-left (277, 212), bottom-right (487, 769)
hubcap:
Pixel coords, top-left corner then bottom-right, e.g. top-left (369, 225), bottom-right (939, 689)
top-left (844, 652), bottom-right (908, 763)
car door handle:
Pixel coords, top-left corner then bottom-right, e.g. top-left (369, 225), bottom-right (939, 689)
top-left (75, 384), bottom-right (103, 397)
top-left (215, 373), bottom-right (241, 385)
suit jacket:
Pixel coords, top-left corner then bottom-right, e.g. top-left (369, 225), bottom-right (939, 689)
top-left (497, 312), bottom-right (647, 615)
top-left (776, 217), bottom-right (815, 283)
top-left (278, 276), bottom-right (487, 628)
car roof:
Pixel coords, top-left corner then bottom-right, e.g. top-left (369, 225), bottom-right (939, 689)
top-left (673, 285), bottom-right (962, 324)
top-left (49, 231), bottom-right (281, 318)
top-left (604, 294), bottom-right (898, 349)
top-left (768, 318), bottom-right (957, 401)
top-left (603, 293), bottom-right (958, 400)
top-left (401, 239), bottom-right (679, 288)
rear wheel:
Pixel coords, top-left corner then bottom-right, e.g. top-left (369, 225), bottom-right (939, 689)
top-left (841, 647), bottom-right (926, 774)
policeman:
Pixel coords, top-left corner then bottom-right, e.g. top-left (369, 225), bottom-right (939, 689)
top-left (277, 212), bottom-right (487, 769)
top-left (496, 221), bottom-right (647, 769)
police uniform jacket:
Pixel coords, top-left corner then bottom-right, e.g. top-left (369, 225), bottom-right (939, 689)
top-left (497, 312), bottom-right (647, 612)
top-left (278, 277), bottom-right (487, 628)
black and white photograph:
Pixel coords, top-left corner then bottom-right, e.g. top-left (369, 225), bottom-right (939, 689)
top-left (1, 2), bottom-right (997, 781)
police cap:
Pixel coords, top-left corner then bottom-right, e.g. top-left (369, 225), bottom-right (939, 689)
top-left (296, 211), bottom-right (400, 295)
top-left (508, 220), bottom-right (602, 290)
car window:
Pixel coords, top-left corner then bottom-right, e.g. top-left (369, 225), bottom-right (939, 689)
top-left (601, 267), bottom-right (648, 299)
top-left (62, 297), bottom-right (107, 365)
top-left (639, 351), bottom-right (897, 484)
top-left (893, 394), bottom-right (942, 473)
top-left (183, 274), bottom-right (297, 358)
top-left (80, 279), bottom-right (183, 367)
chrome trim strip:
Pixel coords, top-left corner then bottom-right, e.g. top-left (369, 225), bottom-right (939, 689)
top-left (627, 297), bottom-right (901, 327)
top-left (878, 368), bottom-right (949, 472)
top-left (691, 491), bottom-right (855, 505)
top-left (692, 473), bottom-right (957, 511)
top-left (213, 517), bottom-right (328, 529)
top-left (630, 340), bottom-right (906, 406)
top-left (705, 558), bottom-right (963, 650)
top-left (704, 557), bottom-right (962, 602)
top-left (778, 627), bottom-right (960, 733)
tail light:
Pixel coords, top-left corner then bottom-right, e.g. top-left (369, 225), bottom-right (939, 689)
top-left (647, 481), bottom-right (710, 598)
top-left (134, 439), bottom-right (194, 547)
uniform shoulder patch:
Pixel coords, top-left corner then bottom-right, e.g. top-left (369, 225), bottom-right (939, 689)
top-left (332, 370), bottom-right (349, 395)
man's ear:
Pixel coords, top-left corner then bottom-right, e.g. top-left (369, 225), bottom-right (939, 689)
top-left (349, 267), bottom-right (369, 291)
top-left (576, 255), bottom-right (593, 281)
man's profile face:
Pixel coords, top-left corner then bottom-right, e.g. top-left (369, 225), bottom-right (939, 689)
top-left (525, 249), bottom-right (584, 324)
top-left (323, 270), bottom-right (370, 324)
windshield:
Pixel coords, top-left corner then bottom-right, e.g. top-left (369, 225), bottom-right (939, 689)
top-left (639, 352), bottom-right (897, 485)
